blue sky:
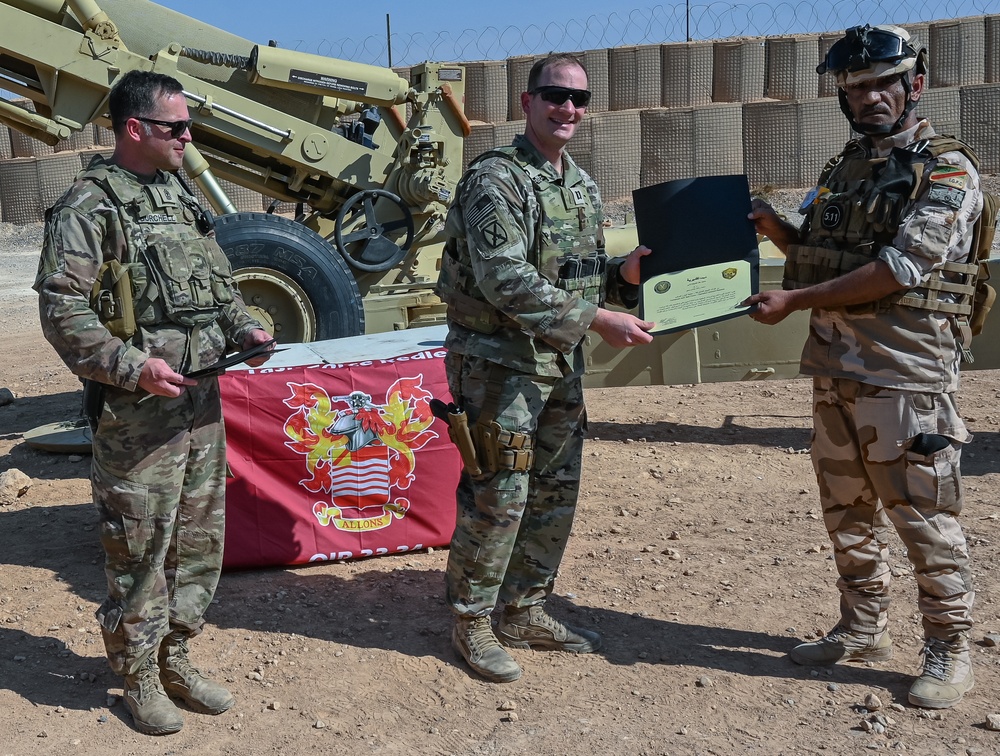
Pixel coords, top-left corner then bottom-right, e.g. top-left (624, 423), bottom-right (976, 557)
top-left (155, 1), bottom-right (998, 66)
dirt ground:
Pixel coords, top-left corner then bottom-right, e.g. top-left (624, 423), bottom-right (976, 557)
top-left (3, 218), bottom-right (1000, 756)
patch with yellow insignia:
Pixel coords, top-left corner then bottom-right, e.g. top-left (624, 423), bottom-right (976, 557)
top-left (929, 166), bottom-right (969, 191)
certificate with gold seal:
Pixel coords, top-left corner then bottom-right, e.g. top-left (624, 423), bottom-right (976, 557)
top-left (633, 175), bottom-right (759, 335)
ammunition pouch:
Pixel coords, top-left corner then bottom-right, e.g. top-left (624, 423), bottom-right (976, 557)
top-left (141, 235), bottom-right (235, 328)
top-left (970, 277), bottom-right (996, 337)
top-left (475, 421), bottom-right (534, 474)
top-left (90, 259), bottom-right (137, 342)
top-left (556, 251), bottom-right (608, 307)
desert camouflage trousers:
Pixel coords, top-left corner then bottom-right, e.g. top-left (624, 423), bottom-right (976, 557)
top-left (91, 378), bottom-right (227, 675)
top-left (444, 352), bottom-right (585, 617)
top-left (811, 376), bottom-right (974, 640)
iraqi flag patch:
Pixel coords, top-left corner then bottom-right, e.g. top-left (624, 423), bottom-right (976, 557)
top-left (929, 166), bottom-right (969, 190)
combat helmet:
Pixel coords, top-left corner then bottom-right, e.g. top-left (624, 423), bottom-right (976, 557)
top-left (817, 24), bottom-right (927, 135)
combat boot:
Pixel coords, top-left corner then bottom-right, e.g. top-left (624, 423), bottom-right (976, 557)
top-left (159, 631), bottom-right (235, 714)
top-left (908, 637), bottom-right (974, 709)
top-left (122, 653), bottom-right (184, 735)
top-left (452, 616), bottom-right (522, 683)
top-left (496, 604), bottom-right (602, 653)
top-left (789, 625), bottom-right (892, 666)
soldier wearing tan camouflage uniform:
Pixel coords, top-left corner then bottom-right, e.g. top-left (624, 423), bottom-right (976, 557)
top-left (436, 53), bottom-right (654, 683)
top-left (34, 70), bottom-right (271, 734)
top-left (747, 25), bottom-right (982, 709)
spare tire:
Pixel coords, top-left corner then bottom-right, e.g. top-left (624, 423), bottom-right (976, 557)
top-left (215, 212), bottom-right (364, 343)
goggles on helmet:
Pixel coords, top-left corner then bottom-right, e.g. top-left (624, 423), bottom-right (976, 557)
top-left (816, 25), bottom-right (916, 76)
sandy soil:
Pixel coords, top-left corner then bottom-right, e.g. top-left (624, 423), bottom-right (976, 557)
top-left (3, 218), bottom-right (1000, 756)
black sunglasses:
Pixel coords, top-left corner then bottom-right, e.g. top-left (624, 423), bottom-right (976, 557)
top-left (530, 86), bottom-right (592, 108)
top-left (135, 117), bottom-right (193, 138)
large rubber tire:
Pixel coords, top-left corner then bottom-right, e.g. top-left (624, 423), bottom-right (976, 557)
top-left (215, 212), bottom-right (364, 343)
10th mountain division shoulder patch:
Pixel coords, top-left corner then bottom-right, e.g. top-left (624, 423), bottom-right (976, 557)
top-left (466, 193), bottom-right (513, 252)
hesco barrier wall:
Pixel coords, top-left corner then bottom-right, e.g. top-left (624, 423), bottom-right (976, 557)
top-left (461, 14), bottom-right (999, 199)
top-left (0, 15), bottom-right (997, 223)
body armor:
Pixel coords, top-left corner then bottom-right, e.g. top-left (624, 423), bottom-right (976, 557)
top-left (438, 146), bottom-right (606, 334)
top-left (85, 159), bottom-right (235, 336)
top-left (784, 135), bottom-right (982, 319)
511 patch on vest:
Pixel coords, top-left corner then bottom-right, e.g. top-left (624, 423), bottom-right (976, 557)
top-left (821, 203), bottom-right (844, 229)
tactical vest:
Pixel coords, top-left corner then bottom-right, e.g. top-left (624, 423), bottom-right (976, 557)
top-left (438, 146), bottom-right (606, 334)
top-left (85, 160), bottom-right (235, 336)
top-left (784, 135), bottom-right (986, 326)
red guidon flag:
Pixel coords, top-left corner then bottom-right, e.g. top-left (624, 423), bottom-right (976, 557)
top-left (219, 349), bottom-right (460, 569)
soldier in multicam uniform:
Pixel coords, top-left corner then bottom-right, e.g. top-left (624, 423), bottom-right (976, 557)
top-left (436, 53), bottom-right (654, 683)
top-left (746, 25), bottom-right (982, 708)
top-left (34, 70), bottom-right (272, 734)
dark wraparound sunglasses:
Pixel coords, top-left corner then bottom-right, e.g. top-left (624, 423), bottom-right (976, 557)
top-left (135, 117), bottom-right (193, 138)
top-left (530, 86), bottom-right (592, 108)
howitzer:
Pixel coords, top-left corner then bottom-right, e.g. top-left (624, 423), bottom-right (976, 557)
top-left (0, 0), bottom-right (468, 342)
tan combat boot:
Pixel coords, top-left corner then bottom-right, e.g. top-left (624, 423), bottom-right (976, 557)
top-left (789, 625), bottom-right (892, 666)
top-left (496, 604), bottom-right (602, 653)
top-left (159, 631), bottom-right (235, 714)
top-left (908, 637), bottom-right (974, 709)
top-left (452, 616), bottom-right (522, 683)
top-left (122, 653), bottom-right (184, 735)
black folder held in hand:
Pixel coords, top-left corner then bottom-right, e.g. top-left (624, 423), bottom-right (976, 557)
top-left (632, 174), bottom-right (760, 335)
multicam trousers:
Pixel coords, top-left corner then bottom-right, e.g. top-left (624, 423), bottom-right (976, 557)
top-left (91, 378), bottom-right (227, 675)
top-left (444, 352), bottom-right (585, 617)
top-left (811, 376), bottom-right (974, 640)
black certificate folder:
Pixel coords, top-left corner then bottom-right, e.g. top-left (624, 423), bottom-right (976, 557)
top-left (633, 174), bottom-right (760, 335)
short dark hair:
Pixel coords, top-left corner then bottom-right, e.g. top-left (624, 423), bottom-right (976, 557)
top-left (526, 53), bottom-right (587, 93)
top-left (108, 70), bottom-right (184, 135)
